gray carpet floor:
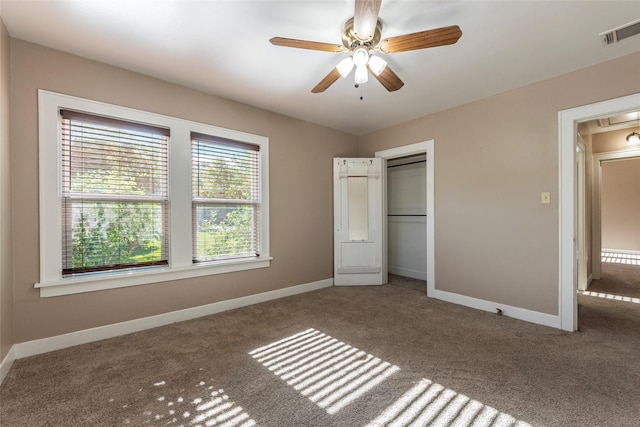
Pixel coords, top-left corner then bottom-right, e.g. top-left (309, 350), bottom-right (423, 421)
top-left (1, 272), bottom-right (639, 426)
top-left (587, 260), bottom-right (640, 298)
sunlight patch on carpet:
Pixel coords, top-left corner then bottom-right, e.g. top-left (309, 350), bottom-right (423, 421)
top-left (249, 328), bottom-right (400, 415)
top-left (582, 291), bottom-right (640, 304)
top-left (250, 329), bottom-right (532, 425)
top-left (601, 251), bottom-right (640, 266)
top-left (367, 378), bottom-right (532, 427)
top-left (128, 377), bottom-right (256, 427)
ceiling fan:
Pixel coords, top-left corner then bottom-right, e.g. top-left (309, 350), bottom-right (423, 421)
top-left (269, 0), bottom-right (462, 93)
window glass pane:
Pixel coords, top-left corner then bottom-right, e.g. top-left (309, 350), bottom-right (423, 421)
top-left (62, 201), bottom-right (167, 274)
top-left (193, 204), bottom-right (259, 261)
top-left (61, 112), bottom-right (169, 275)
top-left (192, 134), bottom-right (260, 263)
top-left (193, 140), bottom-right (259, 201)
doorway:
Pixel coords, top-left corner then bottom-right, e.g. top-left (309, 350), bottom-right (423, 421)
top-left (386, 153), bottom-right (427, 281)
top-left (559, 92), bottom-right (640, 331)
top-left (375, 140), bottom-right (435, 296)
top-left (591, 152), bottom-right (640, 280)
top-left (580, 153), bottom-right (640, 335)
top-left (588, 153), bottom-right (640, 297)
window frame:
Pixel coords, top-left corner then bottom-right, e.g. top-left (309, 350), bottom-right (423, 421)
top-left (37, 90), bottom-right (270, 297)
top-left (191, 133), bottom-right (262, 263)
top-left (60, 109), bottom-right (171, 275)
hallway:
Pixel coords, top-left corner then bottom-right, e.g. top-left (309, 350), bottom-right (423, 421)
top-left (579, 251), bottom-right (640, 333)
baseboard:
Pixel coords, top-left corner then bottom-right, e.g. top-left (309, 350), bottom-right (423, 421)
top-left (14, 278), bottom-right (333, 360)
top-left (0, 345), bottom-right (16, 386)
top-left (388, 266), bottom-right (427, 281)
top-left (431, 289), bottom-right (561, 329)
top-left (587, 274), bottom-right (593, 286)
top-left (9, 278), bottom-right (560, 365)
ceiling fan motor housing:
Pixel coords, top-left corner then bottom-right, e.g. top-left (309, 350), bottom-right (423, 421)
top-left (342, 17), bottom-right (383, 50)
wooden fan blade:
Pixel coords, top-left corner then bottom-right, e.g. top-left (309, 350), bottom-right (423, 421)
top-left (270, 37), bottom-right (346, 53)
top-left (311, 68), bottom-right (341, 93)
top-left (354, 0), bottom-right (382, 42)
top-left (378, 25), bottom-right (462, 54)
top-left (368, 65), bottom-right (404, 92)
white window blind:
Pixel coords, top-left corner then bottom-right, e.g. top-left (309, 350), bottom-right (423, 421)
top-left (192, 132), bottom-right (260, 263)
top-left (61, 110), bottom-right (169, 275)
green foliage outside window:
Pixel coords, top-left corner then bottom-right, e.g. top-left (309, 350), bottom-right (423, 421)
top-left (196, 207), bottom-right (255, 260)
top-left (192, 143), bottom-right (259, 261)
top-left (64, 122), bottom-right (167, 273)
top-left (71, 202), bottom-right (163, 269)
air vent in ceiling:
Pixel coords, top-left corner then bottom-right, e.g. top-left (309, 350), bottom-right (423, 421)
top-left (596, 112), bottom-right (640, 129)
top-left (600, 19), bottom-right (640, 46)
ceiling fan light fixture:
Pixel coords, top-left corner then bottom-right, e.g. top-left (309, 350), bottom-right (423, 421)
top-left (368, 55), bottom-right (387, 75)
top-left (270, 0), bottom-right (462, 93)
top-left (355, 65), bottom-right (369, 84)
top-left (352, 47), bottom-right (369, 67)
top-left (336, 56), bottom-right (354, 78)
top-left (626, 131), bottom-right (640, 145)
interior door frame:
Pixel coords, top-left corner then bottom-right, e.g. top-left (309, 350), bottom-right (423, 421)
top-left (375, 140), bottom-right (435, 295)
top-left (591, 149), bottom-right (640, 280)
top-left (559, 92), bottom-right (640, 331)
top-left (576, 139), bottom-right (587, 292)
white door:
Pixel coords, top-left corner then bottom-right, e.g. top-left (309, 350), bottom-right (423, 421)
top-left (334, 158), bottom-right (385, 286)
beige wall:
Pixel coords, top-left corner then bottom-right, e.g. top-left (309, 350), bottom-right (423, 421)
top-left (601, 158), bottom-right (640, 251)
top-left (9, 39), bottom-right (358, 343)
top-left (5, 34), bottom-right (640, 345)
top-left (358, 52), bottom-right (640, 315)
top-left (592, 128), bottom-right (639, 153)
top-left (0, 17), bottom-right (14, 361)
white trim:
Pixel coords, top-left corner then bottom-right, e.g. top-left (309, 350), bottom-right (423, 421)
top-left (375, 140), bottom-right (435, 295)
top-left (36, 257), bottom-right (272, 298)
top-left (15, 279), bottom-right (333, 359)
top-left (0, 345), bottom-right (16, 385)
top-left (37, 90), bottom-right (271, 297)
top-left (432, 289), bottom-right (560, 329)
top-left (559, 92), bottom-right (640, 332)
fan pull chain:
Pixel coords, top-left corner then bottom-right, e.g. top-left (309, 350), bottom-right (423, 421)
top-left (355, 83), bottom-right (364, 100)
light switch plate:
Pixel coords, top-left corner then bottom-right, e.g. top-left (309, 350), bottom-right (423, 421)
top-left (541, 192), bottom-right (551, 204)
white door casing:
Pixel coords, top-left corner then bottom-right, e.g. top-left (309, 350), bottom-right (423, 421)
top-left (559, 92), bottom-right (640, 331)
top-left (376, 140), bottom-right (434, 296)
top-left (334, 158), bottom-right (385, 286)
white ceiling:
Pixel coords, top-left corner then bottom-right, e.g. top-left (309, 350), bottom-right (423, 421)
top-left (2, 1), bottom-right (640, 135)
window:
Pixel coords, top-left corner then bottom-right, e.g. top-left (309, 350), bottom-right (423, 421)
top-left (37, 90), bottom-right (270, 297)
top-left (192, 133), bottom-right (260, 263)
top-left (61, 110), bottom-right (169, 275)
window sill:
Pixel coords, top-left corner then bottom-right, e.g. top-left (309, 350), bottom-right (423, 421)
top-left (35, 257), bottom-right (272, 297)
